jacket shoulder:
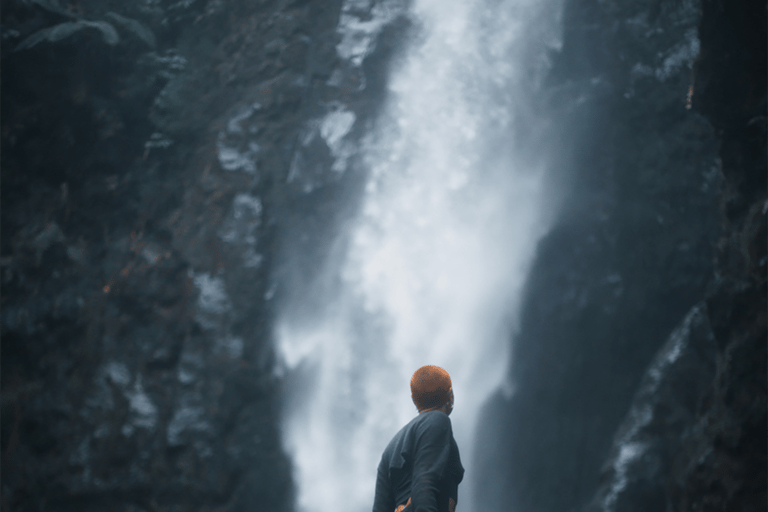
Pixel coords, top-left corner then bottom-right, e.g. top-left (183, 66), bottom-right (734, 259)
top-left (381, 412), bottom-right (448, 468)
top-left (414, 410), bottom-right (452, 433)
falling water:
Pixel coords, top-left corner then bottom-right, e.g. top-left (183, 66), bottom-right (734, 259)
top-left (277, 1), bottom-right (562, 512)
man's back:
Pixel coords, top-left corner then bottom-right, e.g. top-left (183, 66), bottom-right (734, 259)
top-left (373, 410), bottom-right (464, 512)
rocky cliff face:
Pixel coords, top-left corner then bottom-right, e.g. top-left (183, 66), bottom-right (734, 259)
top-left (1, 0), bottom-right (352, 510)
top-left (2, 0), bottom-right (764, 512)
top-left (475, 1), bottom-right (766, 512)
top-left (589, 1), bottom-right (766, 510)
top-left (2, 0), bottom-right (415, 508)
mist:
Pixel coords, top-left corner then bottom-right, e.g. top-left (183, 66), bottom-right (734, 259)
top-left (277, 1), bottom-right (560, 511)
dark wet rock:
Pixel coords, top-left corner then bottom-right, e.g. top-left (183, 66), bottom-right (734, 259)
top-left (481, 1), bottom-right (768, 512)
top-left (584, 303), bottom-right (719, 512)
top-left (104, 13), bottom-right (157, 49)
top-left (14, 20), bottom-right (120, 51)
top-left (475, 0), bottom-right (764, 511)
top-left (586, 0), bottom-right (767, 510)
top-left (479, 1), bottom-right (720, 512)
top-left (0, 0), bottom-right (358, 510)
top-left (2, 0), bottom-right (414, 508)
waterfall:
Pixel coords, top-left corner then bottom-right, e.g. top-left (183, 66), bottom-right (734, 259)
top-left (277, 1), bottom-right (562, 512)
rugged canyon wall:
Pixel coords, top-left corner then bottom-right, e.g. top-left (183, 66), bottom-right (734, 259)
top-left (0, 0), bottom-right (367, 510)
top-left (475, 1), bottom-right (766, 512)
top-left (587, 0), bottom-right (767, 510)
top-left (2, 0), bottom-right (414, 508)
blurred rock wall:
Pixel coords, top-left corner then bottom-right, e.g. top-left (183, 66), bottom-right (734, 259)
top-left (475, 0), bottom-right (766, 511)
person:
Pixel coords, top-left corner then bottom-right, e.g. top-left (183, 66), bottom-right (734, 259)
top-left (373, 365), bottom-right (464, 512)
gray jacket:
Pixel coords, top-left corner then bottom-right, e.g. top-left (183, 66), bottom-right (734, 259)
top-left (373, 410), bottom-right (464, 512)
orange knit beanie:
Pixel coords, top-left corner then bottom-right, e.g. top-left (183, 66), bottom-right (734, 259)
top-left (410, 365), bottom-right (452, 412)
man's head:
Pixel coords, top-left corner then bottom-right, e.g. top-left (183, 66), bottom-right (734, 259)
top-left (411, 365), bottom-right (453, 415)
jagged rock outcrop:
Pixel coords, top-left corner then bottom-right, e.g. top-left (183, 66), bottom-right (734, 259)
top-left (2, 0), bottom-right (413, 507)
top-left (589, 1), bottom-right (767, 510)
top-left (584, 303), bottom-right (720, 512)
top-left (474, 0), bottom-right (765, 511)
top-left (0, 0), bottom-right (360, 510)
top-left (479, 0), bottom-right (732, 512)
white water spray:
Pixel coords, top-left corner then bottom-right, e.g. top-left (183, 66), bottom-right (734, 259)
top-left (277, 1), bottom-right (562, 512)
